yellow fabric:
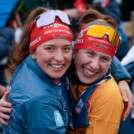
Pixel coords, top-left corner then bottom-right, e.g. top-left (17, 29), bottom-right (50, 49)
top-left (66, 76), bottom-right (124, 134)
top-left (86, 25), bottom-right (120, 47)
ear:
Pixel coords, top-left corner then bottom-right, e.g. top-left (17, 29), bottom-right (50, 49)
top-left (30, 51), bottom-right (36, 60)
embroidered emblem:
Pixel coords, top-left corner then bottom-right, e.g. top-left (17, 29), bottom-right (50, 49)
top-left (54, 111), bottom-right (64, 127)
top-left (75, 99), bottom-right (84, 114)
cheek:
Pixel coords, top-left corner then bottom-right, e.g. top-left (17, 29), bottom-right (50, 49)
top-left (74, 54), bottom-right (86, 68)
top-left (74, 56), bottom-right (84, 70)
top-left (69, 54), bottom-right (73, 61)
top-left (65, 52), bottom-right (73, 63)
top-left (36, 52), bottom-right (49, 65)
top-left (101, 62), bottom-right (111, 71)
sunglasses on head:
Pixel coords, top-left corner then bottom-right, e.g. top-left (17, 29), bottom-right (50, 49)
top-left (81, 25), bottom-right (121, 47)
top-left (36, 10), bottom-right (71, 27)
top-left (29, 9), bottom-right (71, 30)
top-left (29, 10), bottom-right (71, 42)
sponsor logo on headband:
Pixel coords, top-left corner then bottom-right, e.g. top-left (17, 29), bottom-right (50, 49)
top-left (76, 39), bottom-right (84, 44)
top-left (44, 29), bottom-right (71, 34)
top-left (43, 23), bottom-right (69, 29)
top-left (53, 35), bottom-right (67, 38)
top-left (93, 43), bottom-right (108, 50)
top-left (30, 36), bottom-right (41, 47)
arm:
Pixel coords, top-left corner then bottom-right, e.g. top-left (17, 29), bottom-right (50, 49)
top-left (111, 56), bottom-right (131, 83)
top-left (118, 80), bottom-right (133, 121)
top-left (64, 8), bottom-right (81, 19)
top-left (16, 96), bottom-right (66, 134)
top-left (111, 56), bottom-right (133, 121)
top-left (0, 90), bottom-right (12, 125)
top-left (0, 85), bottom-right (7, 97)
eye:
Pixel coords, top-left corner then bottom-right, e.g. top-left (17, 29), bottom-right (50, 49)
top-left (101, 57), bottom-right (111, 62)
top-left (63, 46), bottom-right (72, 52)
top-left (87, 51), bottom-right (94, 56)
top-left (45, 47), bottom-right (54, 51)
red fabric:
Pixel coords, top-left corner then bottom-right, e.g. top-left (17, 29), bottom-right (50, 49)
top-left (73, 0), bottom-right (87, 14)
top-left (74, 26), bottom-right (118, 58)
top-left (7, 19), bottom-right (16, 29)
top-left (29, 18), bottom-right (72, 52)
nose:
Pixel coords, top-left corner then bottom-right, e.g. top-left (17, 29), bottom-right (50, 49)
top-left (90, 58), bottom-right (100, 71)
top-left (54, 49), bottom-right (64, 62)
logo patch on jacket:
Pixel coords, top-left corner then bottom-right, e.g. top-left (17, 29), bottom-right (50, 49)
top-left (75, 99), bottom-right (84, 114)
top-left (54, 111), bottom-right (64, 127)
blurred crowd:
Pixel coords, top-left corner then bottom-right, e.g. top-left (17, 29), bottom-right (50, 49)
top-left (0, 0), bottom-right (134, 133)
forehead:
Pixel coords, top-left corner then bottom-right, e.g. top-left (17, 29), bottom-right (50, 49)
top-left (40, 39), bottom-right (72, 46)
top-left (79, 49), bottom-right (112, 58)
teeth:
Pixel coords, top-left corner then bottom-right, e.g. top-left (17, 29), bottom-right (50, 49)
top-left (51, 65), bottom-right (63, 68)
top-left (84, 68), bottom-right (96, 76)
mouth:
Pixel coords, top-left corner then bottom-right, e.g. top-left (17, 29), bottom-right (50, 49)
top-left (50, 64), bottom-right (64, 69)
top-left (83, 67), bottom-right (97, 76)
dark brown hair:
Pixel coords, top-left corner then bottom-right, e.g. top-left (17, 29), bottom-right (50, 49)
top-left (9, 7), bottom-right (48, 74)
top-left (78, 9), bottom-right (117, 30)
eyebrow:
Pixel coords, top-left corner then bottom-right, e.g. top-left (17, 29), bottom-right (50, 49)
top-left (42, 44), bottom-right (72, 47)
top-left (64, 44), bottom-right (72, 46)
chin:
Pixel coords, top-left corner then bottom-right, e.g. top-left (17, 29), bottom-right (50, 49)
top-left (80, 76), bottom-right (97, 84)
top-left (52, 74), bottom-right (63, 79)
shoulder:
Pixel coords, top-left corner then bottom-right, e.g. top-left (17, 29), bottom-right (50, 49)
top-left (92, 76), bottom-right (122, 102)
top-left (89, 76), bottom-right (124, 122)
top-left (9, 59), bottom-right (47, 102)
top-left (10, 57), bottom-right (29, 84)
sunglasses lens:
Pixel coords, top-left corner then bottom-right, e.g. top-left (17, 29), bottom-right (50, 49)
top-left (37, 10), bottom-right (70, 27)
top-left (86, 25), bottom-right (121, 47)
top-left (58, 11), bottom-right (71, 25)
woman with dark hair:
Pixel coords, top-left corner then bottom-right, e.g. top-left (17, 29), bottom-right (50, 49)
top-left (2, 7), bottom-right (73, 134)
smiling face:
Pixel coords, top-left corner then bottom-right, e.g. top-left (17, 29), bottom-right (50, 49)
top-left (74, 49), bottom-right (112, 84)
top-left (31, 39), bottom-right (72, 79)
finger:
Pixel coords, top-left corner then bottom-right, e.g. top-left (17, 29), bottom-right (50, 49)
top-left (122, 96), bottom-right (133, 121)
top-left (0, 112), bottom-right (10, 120)
top-left (0, 101), bottom-right (12, 108)
top-left (121, 102), bottom-right (128, 121)
top-left (2, 90), bottom-right (10, 101)
top-left (0, 118), bottom-right (9, 126)
top-left (0, 106), bottom-right (12, 113)
top-left (0, 85), bottom-right (7, 96)
top-left (120, 88), bottom-right (129, 102)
